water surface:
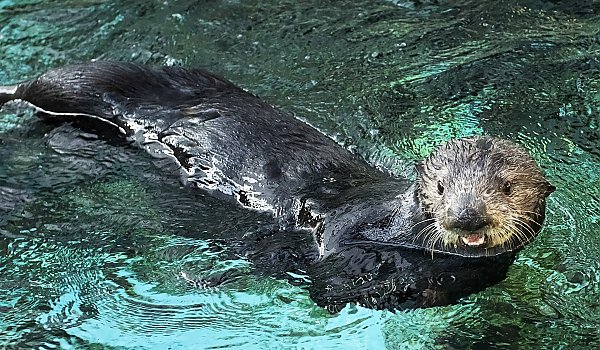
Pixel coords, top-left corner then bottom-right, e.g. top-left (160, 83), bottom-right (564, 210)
top-left (1, 0), bottom-right (600, 349)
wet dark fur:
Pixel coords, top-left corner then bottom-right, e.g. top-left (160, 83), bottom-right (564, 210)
top-left (0, 62), bottom-right (555, 310)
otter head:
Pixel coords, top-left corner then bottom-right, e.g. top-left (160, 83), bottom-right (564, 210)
top-left (415, 136), bottom-right (555, 257)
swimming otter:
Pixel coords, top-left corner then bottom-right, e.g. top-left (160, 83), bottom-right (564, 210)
top-left (0, 62), bottom-right (555, 309)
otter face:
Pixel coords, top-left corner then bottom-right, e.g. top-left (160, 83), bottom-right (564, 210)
top-left (415, 136), bottom-right (555, 256)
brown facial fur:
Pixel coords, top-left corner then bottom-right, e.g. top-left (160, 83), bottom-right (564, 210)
top-left (415, 136), bottom-right (555, 255)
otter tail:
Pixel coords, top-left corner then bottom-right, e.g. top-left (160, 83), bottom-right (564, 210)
top-left (0, 61), bottom-right (244, 137)
top-left (0, 85), bottom-right (18, 106)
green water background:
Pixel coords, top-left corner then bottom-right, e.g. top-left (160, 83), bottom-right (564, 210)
top-left (1, 0), bottom-right (599, 349)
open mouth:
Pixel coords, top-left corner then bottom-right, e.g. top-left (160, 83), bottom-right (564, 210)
top-left (461, 233), bottom-right (485, 247)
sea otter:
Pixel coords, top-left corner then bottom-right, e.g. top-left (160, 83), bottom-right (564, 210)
top-left (0, 62), bottom-right (555, 310)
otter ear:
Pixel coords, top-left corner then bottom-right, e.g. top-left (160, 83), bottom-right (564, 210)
top-left (415, 161), bottom-right (425, 176)
top-left (544, 181), bottom-right (556, 197)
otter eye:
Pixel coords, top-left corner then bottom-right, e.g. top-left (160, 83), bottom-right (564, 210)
top-left (437, 180), bottom-right (444, 195)
top-left (502, 181), bottom-right (512, 195)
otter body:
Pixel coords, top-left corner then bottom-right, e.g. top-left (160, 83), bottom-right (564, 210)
top-left (2, 62), bottom-right (425, 257)
top-left (0, 62), bottom-right (555, 309)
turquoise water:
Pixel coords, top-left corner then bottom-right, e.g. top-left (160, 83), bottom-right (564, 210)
top-left (1, 0), bottom-right (600, 349)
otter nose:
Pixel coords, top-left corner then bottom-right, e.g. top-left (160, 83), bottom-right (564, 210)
top-left (447, 207), bottom-right (490, 232)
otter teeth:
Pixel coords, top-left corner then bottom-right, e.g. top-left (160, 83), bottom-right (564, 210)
top-left (462, 233), bottom-right (485, 247)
